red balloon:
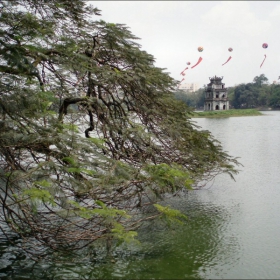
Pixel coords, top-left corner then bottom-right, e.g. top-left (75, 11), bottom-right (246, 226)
top-left (262, 43), bottom-right (268, 49)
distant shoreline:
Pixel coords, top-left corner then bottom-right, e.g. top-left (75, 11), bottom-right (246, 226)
top-left (190, 109), bottom-right (263, 118)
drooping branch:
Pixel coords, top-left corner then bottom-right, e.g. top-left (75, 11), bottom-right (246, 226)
top-left (58, 97), bottom-right (87, 121)
top-left (0, 64), bottom-right (44, 87)
top-left (85, 110), bottom-right (94, 138)
top-left (58, 97), bottom-right (98, 138)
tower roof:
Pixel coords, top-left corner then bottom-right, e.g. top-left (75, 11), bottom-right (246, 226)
top-left (209, 75), bottom-right (223, 82)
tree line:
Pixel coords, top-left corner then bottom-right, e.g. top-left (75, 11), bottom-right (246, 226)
top-left (174, 74), bottom-right (280, 110)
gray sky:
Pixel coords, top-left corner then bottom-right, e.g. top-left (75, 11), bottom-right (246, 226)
top-left (91, 1), bottom-right (280, 88)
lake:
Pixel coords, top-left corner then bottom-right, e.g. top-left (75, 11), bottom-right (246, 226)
top-left (1, 111), bottom-right (280, 279)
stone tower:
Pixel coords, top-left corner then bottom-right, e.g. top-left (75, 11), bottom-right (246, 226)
top-left (204, 76), bottom-right (229, 111)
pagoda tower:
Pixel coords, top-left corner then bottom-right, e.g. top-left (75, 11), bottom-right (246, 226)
top-left (204, 76), bottom-right (229, 111)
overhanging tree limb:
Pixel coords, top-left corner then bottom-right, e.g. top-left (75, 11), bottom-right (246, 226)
top-left (0, 0), bottom-right (240, 259)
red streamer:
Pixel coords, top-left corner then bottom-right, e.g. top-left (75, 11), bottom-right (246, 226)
top-left (260, 54), bottom-right (267, 68)
top-left (222, 56), bottom-right (232, 66)
top-left (180, 67), bottom-right (188, 75)
top-left (191, 57), bottom-right (203, 69)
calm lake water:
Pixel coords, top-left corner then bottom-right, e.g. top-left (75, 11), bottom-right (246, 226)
top-left (1, 111), bottom-right (280, 279)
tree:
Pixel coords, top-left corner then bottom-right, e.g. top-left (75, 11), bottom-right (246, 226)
top-left (257, 85), bottom-right (270, 107)
top-left (253, 74), bottom-right (268, 86)
top-left (0, 0), bottom-right (239, 259)
top-left (231, 75), bottom-right (274, 109)
top-left (231, 84), bottom-right (246, 108)
top-left (173, 88), bottom-right (205, 109)
top-left (269, 84), bottom-right (280, 108)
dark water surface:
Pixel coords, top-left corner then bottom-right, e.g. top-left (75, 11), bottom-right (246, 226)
top-left (1, 111), bottom-right (280, 279)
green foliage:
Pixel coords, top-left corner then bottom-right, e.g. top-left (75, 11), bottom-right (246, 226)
top-left (269, 85), bottom-right (280, 108)
top-left (144, 163), bottom-right (193, 190)
top-left (154, 204), bottom-right (188, 225)
top-left (61, 123), bottom-right (79, 132)
top-left (111, 223), bottom-right (138, 244)
top-left (68, 200), bottom-right (131, 220)
top-left (175, 74), bottom-right (280, 110)
top-left (23, 187), bottom-right (55, 206)
top-left (253, 74), bottom-right (268, 86)
top-left (0, 0), bottom-right (240, 259)
top-left (88, 137), bottom-right (106, 148)
top-left (62, 156), bottom-right (77, 166)
top-left (230, 74), bottom-right (280, 109)
top-left (173, 88), bottom-right (205, 109)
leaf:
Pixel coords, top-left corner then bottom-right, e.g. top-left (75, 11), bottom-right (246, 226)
top-left (154, 204), bottom-right (188, 225)
top-left (62, 157), bottom-right (77, 166)
top-left (24, 188), bottom-right (55, 206)
top-left (111, 223), bottom-right (138, 244)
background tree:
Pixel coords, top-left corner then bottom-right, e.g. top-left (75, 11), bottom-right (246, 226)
top-left (269, 84), bottom-right (280, 108)
top-left (253, 74), bottom-right (269, 86)
top-left (231, 74), bottom-right (279, 109)
top-left (0, 0), bottom-right (239, 259)
top-left (175, 74), bottom-right (278, 110)
top-left (173, 88), bottom-right (204, 109)
top-left (227, 86), bottom-right (235, 106)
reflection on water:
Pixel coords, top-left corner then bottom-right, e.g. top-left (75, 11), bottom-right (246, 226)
top-left (0, 197), bottom-right (236, 279)
top-left (1, 111), bottom-right (280, 279)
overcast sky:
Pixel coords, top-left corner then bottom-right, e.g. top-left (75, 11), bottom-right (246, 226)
top-left (91, 1), bottom-right (280, 88)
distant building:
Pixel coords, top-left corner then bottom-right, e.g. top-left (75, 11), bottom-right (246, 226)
top-left (178, 83), bottom-right (199, 93)
top-left (204, 76), bottom-right (229, 111)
